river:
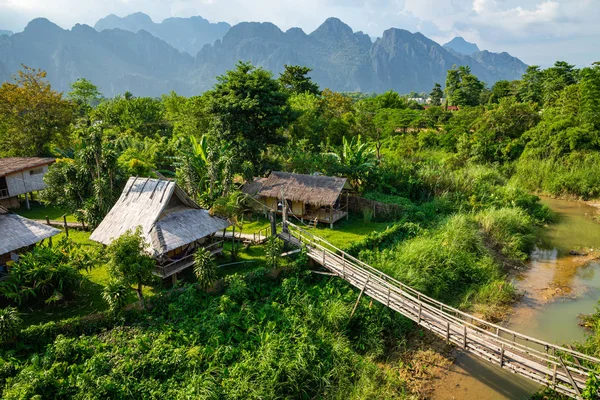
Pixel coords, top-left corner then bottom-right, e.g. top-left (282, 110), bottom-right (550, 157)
top-left (432, 197), bottom-right (600, 399)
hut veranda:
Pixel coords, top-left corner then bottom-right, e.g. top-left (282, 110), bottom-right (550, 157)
top-left (90, 177), bottom-right (230, 281)
top-left (243, 171), bottom-right (352, 228)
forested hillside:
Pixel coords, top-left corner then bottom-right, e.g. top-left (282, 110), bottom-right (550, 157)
top-left (1, 58), bottom-right (600, 399)
top-left (0, 15), bottom-right (526, 96)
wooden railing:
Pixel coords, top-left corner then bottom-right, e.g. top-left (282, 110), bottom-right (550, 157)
top-left (279, 221), bottom-right (600, 400)
top-left (155, 241), bottom-right (224, 278)
top-left (253, 227), bottom-right (271, 243)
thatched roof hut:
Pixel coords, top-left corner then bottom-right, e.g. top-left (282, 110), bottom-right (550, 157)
top-left (0, 206), bottom-right (60, 256)
top-left (90, 177), bottom-right (230, 257)
top-left (245, 172), bottom-right (350, 207)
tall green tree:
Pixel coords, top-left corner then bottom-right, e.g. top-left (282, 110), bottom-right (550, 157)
top-left (445, 65), bottom-right (485, 107)
top-left (41, 126), bottom-right (122, 227)
top-left (430, 83), bottom-right (443, 106)
top-left (106, 228), bottom-right (156, 310)
top-left (279, 65), bottom-right (320, 95)
top-left (489, 80), bottom-right (513, 104)
top-left (210, 191), bottom-right (251, 260)
top-left (207, 61), bottom-right (293, 164)
top-left (517, 66), bottom-right (543, 104)
top-left (69, 78), bottom-right (101, 108)
top-left (0, 65), bottom-right (74, 156)
top-left (542, 61), bottom-right (579, 105)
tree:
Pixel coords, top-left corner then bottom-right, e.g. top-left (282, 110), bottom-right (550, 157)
top-left (542, 61), bottom-right (579, 105)
top-left (325, 135), bottom-right (376, 190)
top-left (445, 65), bottom-right (485, 107)
top-left (69, 78), bottom-right (101, 110)
top-left (279, 65), bottom-right (320, 95)
top-left (106, 228), bottom-right (156, 310)
top-left (207, 61), bottom-right (293, 164)
top-left (430, 83), bottom-right (443, 106)
top-left (517, 66), bottom-right (543, 104)
top-left (194, 248), bottom-right (218, 289)
top-left (489, 80), bottom-right (513, 104)
top-left (467, 97), bottom-right (540, 162)
top-left (0, 65), bottom-right (74, 156)
top-left (41, 126), bottom-right (122, 227)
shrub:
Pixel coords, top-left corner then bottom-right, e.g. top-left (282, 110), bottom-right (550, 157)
top-left (0, 239), bottom-right (90, 307)
top-left (194, 247), bottom-right (218, 289)
top-left (0, 307), bottom-right (22, 344)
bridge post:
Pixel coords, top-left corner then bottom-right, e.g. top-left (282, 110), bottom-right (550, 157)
top-left (446, 322), bottom-right (450, 344)
top-left (269, 211), bottom-right (277, 237)
top-left (500, 344), bottom-right (505, 368)
top-left (418, 303), bottom-right (422, 325)
top-left (463, 326), bottom-right (467, 349)
top-left (342, 253), bottom-right (345, 279)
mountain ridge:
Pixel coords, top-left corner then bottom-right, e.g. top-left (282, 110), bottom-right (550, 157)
top-left (0, 16), bottom-right (528, 97)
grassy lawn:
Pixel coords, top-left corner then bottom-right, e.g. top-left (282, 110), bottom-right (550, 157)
top-left (240, 214), bottom-right (392, 249)
top-left (15, 202), bottom-right (78, 223)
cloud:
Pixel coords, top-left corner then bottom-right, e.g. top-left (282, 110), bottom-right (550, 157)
top-left (0, 0), bottom-right (598, 67)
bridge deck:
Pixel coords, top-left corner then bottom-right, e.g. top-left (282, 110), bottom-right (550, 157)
top-left (279, 222), bottom-right (600, 400)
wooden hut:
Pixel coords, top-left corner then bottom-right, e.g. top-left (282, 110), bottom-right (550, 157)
top-left (243, 172), bottom-right (352, 228)
top-left (0, 157), bottom-right (55, 209)
top-left (90, 177), bottom-right (231, 280)
top-left (0, 206), bottom-right (60, 280)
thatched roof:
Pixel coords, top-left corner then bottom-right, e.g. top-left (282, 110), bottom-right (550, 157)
top-left (90, 177), bottom-right (230, 257)
top-left (251, 172), bottom-right (349, 207)
top-left (0, 157), bottom-right (55, 177)
top-left (0, 206), bottom-right (60, 255)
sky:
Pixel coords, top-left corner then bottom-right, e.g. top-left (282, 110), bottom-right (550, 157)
top-left (0, 0), bottom-right (598, 67)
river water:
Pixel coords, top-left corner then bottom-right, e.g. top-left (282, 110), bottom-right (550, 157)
top-left (432, 197), bottom-right (600, 399)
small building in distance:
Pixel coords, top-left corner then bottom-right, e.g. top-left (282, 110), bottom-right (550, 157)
top-left (90, 177), bottom-right (231, 280)
top-left (0, 205), bottom-right (60, 280)
top-left (243, 171), bottom-right (352, 228)
top-left (0, 157), bottom-right (55, 209)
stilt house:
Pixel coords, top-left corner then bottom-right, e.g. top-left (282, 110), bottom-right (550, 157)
top-left (243, 172), bottom-right (352, 228)
top-left (0, 206), bottom-right (60, 280)
top-left (0, 157), bottom-right (55, 209)
top-left (90, 177), bottom-right (231, 279)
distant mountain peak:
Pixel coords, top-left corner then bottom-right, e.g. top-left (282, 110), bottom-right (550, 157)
top-left (93, 12), bottom-right (231, 55)
top-left (312, 17), bottom-right (353, 37)
top-left (0, 30), bottom-right (13, 36)
top-left (24, 18), bottom-right (63, 35)
top-left (443, 36), bottom-right (480, 55)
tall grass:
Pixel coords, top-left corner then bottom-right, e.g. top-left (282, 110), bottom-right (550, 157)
top-left (514, 152), bottom-right (600, 199)
top-left (362, 212), bottom-right (520, 314)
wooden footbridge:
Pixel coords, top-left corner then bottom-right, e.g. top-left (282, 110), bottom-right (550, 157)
top-left (278, 221), bottom-right (600, 399)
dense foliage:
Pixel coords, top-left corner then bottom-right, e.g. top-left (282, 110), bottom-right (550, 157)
top-left (0, 269), bottom-right (414, 399)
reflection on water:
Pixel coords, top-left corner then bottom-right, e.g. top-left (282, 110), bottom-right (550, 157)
top-left (434, 197), bottom-right (600, 399)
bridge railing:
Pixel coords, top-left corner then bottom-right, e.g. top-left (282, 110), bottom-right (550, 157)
top-left (282, 221), bottom-right (600, 380)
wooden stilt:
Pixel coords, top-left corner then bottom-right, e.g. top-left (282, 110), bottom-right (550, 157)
top-left (350, 277), bottom-right (370, 320)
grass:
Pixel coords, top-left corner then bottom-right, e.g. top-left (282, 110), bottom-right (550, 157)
top-left (241, 214), bottom-right (392, 249)
top-left (14, 202), bottom-right (78, 222)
